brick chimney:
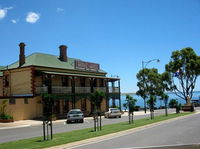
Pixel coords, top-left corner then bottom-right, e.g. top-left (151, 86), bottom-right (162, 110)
top-left (19, 42), bottom-right (25, 67)
top-left (59, 45), bottom-right (67, 62)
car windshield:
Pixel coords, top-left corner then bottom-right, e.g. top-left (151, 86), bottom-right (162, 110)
top-left (69, 111), bottom-right (82, 114)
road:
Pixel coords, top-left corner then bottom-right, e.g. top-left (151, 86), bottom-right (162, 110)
top-left (0, 109), bottom-right (176, 143)
top-left (70, 111), bottom-right (200, 149)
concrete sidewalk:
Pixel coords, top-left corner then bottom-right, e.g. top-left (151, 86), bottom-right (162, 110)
top-left (0, 110), bottom-right (149, 130)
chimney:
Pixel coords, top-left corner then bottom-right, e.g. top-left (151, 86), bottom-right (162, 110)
top-left (19, 42), bottom-right (25, 66)
top-left (59, 45), bottom-right (67, 62)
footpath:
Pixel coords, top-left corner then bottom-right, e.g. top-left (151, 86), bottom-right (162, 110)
top-left (0, 110), bottom-right (150, 130)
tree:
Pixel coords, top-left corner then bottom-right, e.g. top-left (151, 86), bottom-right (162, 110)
top-left (90, 90), bottom-right (105, 131)
top-left (123, 103), bottom-right (128, 112)
top-left (91, 90), bottom-right (105, 112)
top-left (126, 95), bottom-right (137, 124)
top-left (158, 72), bottom-right (172, 116)
top-left (136, 68), bottom-right (162, 119)
top-left (146, 95), bottom-right (156, 119)
top-left (160, 93), bottom-right (169, 116)
top-left (165, 47), bottom-right (200, 105)
top-left (169, 99), bottom-right (178, 108)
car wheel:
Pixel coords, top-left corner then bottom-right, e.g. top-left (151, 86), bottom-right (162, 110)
top-left (119, 115), bottom-right (121, 118)
top-left (80, 119), bottom-right (84, 123)
top-left (66, 120), bottom-right (70, 124)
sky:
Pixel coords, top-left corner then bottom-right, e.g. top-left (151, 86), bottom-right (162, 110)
top-left (0, 0), bottom-right (200, 93)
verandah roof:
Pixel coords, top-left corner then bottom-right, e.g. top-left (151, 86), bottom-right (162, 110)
top-left (42, 71), bottom-right (120, 82)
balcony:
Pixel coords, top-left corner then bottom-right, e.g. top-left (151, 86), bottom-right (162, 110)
top-left (36, 86), bottom-right (72, 94)
top-left (75, 87), bottom-right (91, 93)
top-left (109, 87), bottom-right (120, 93)
top-left (36, 86), bottom-right (119, 94)
top-left (94, 87), bottom-right (106, 92)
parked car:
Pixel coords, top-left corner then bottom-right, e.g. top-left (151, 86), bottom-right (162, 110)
top-left (104, 108), bottom-right (121, 118)
top-left (66, 109), bottom-right (84, 123)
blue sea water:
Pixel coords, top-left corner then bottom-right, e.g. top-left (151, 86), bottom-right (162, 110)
top-left (110, 91), bottom-right (200, 110)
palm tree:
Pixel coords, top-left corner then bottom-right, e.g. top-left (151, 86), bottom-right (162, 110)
top-left (126, 95), bottom-right (137, 124)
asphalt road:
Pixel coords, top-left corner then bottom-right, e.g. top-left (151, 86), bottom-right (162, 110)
top-left (70, 111), bottom-right (200, 149)
top-left (0, 109), bottom-right (176, 143)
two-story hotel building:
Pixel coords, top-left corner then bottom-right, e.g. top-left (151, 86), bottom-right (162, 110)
top-left (0, 43), bottom-right (121, 121)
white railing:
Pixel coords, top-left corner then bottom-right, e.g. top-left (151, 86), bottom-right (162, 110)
top-left (36, 86), bottom-right (48, 94)
top-left (75, 87), bottom-right (91, 93)
top-left (36, 86), bottom-right (119, 94)
top-left (36, 86), bottom-right (72, 94)
top-left (109, 87), bottom-right (120, 93)
top-left (52, 86), bottom-right (72, 94)
top-left (94, 87), bottom-right (106, 92)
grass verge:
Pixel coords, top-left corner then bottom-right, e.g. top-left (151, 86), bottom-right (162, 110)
top-left (0, 112), bottom-right (193, 149)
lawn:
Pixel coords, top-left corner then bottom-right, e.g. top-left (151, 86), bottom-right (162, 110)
top-left (0, 112), bottom-right (193, 149)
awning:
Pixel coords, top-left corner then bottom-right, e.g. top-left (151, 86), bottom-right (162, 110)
top-left (42, 71), bottom-right (120, 81)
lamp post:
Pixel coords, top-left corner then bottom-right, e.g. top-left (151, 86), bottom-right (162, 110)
top-left (142, 59), bottom-right (160, 113)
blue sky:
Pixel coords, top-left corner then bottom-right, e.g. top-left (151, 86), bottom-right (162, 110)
top-left (0, 0), bottom-right (200, 93)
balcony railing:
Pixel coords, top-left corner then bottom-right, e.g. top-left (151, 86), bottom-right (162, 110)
top-left (94, 87), bottom-right (106, 92)
top-left (36, 86), bottom-right (48, 94)
top-left (75, 87), bottom-right (91, 93)
top-left (52, 86), bottom-right (72, 94)
top-left (36, 86), bottom-right (120, 94)
top-left (36, 86), bottom-right (71, 94)
top-left (109, 87), bottom-right (120, 93)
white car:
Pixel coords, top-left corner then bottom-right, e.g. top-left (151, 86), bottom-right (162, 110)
top-left (104, 108), bottom-right (121, 118)
top-left (66, 109), bottom-right (84, 123)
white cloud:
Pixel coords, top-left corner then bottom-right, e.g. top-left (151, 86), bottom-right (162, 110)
top-left (26, 12), bottom-right (40, 23)
top-left (11, 19), bottom-right (17, 23)
top-left (0, 7), bottom-right (13, 20)
top-left (0, 9), bottom-right (6, 19)
top-left (57, 8), bottom-right (64, 12)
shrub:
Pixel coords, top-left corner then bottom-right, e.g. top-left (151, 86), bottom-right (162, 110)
top-left (0, 113), bottom-right (13, 120)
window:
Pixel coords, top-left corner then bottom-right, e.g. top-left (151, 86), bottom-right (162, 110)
top-left (9, 98), bottom-right (16, 104)
top-left (5, 75), bottom-right (9, 87)
top-left (24, 98), bottom-right (28, 104)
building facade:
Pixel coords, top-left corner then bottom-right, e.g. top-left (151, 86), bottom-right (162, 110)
top-left (0, 43), bottom-right (121, 121)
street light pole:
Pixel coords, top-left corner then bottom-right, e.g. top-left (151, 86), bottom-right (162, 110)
top-left (142, 59), bottom-right (159, 113)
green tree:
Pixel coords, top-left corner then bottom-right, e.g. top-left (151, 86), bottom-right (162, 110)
top-left (136, 68), bottom-right (162, 119)
top-left (160, 93), bottom-right (169, 116)
top-left (158, 72), bottom-right (172, 116)
top-left (91, 90), bottom-right (105, 112)
top-left (90, 90), bottom-right (105, 131)
top-left (126, 95), bottom-right (137, 124)
top-left (165, 47), bottom-right (200, 105)
top-left (123, 103), bottom-right (128, 112)
top-left (169, 99), bottom-right (178, 108)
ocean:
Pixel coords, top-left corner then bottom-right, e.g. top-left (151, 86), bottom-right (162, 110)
top-left (111, 91), bottom-right (200, 110)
